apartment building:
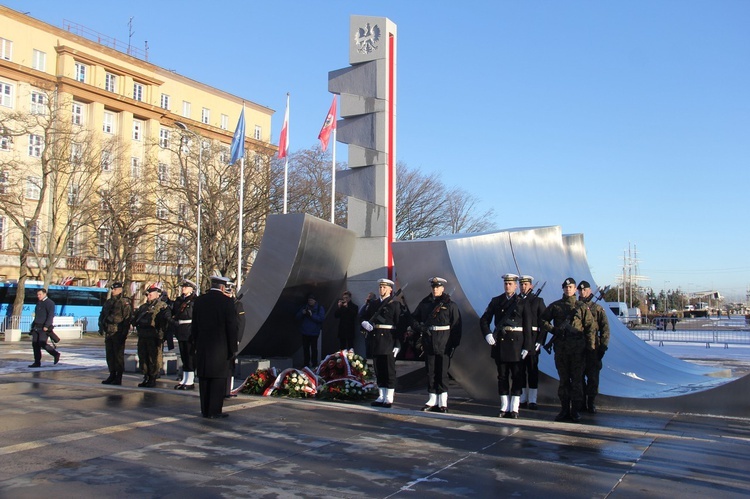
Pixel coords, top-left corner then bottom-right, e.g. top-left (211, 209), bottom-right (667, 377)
top-left (0, 6), bottom-right (276, 293)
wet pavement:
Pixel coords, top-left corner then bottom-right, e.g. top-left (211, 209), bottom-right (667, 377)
top-left (1, 335), bottom-right (749, 498)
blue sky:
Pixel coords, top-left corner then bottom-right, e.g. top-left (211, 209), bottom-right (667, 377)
top-left (5, 1), bottom-right (749, 300)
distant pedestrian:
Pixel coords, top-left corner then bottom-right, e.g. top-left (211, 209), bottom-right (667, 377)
top-left (29, 289), bottom-right (60, 368)
top-left (296, 294), bottom-right (325, 368)
top-left (334, 291), bottom-right (359, 351)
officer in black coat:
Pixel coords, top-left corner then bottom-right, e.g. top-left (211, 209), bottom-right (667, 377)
top-left (360, 278), bottom-right (401, 408)
top-left (480, 273), bottom-right (532, 419)
top-left (29, 288), bottom-right (60, 367)
top-left (190, 276), bottom-right (238, 419)
top-left (518, 275), bottom-right (547, 410)
top-left (172, 280), bottom-right (197, 390)
top-left (410, 277), bottom-right (462, 413)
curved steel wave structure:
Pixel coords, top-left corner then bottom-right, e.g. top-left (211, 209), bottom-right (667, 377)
top-left (236, 214), bottom-right (356, 358)
top-left (393, 226), bottom-right (748, 416)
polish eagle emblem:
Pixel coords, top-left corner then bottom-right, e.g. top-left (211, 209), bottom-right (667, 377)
top-left (354, 23), bottom-right (381, 54)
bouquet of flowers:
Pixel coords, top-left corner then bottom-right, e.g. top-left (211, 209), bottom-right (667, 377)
top-left (264, 367), bottom-right (319, 398)
top-left (315, 349), bottom-right (376, 402)
top-left (239, 367), bottom-right (278, 395)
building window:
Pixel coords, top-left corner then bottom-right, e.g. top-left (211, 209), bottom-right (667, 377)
top-left (103, 111), bottom-right (115, 134)
top-left (156, 200), bottom-right (168, 220)
top-left (97, 228), bottom-right (110, 258)
top-left (70, 143), bottom-right (83, 166)
top-left (160, 93), bottom-right (170, 110)
top-left (105, 72), bottom-right (117, 92)
top-left (28, 134), bottom-right (43, 157)
top-left (101, 151), bottom-right (112, 172)
top-left (158, 162), bottom-right (169, 184)
top-left (132, 119), bottom-right (143, 141)
top-left (0, 216), bottom-right (5, 250)
top-left (159, 128), bottom-right (170, 148)
top-left (201, 108), bottom-right (210, 124)
top-left (28, 221), bottom-right (40, 252)
top-left (130, 157), bottom-right (141, 178)
top-left (0, 170), bottom-right (8, 194)
top-left (30, 91), bottom-right (46, 115)
top-left (0, 81), bottom-right (13, 108)
top-left (220, 114), bottom-right (228, 130)
top-left (182, 101), bottom-right (191, 118)
top-left (154, 234), bottom-right (168, 262)
top-left (178, 203), bottom-right (187, 223)
top-left (254, 125), bottom-right (262, 140)
top-left (32, 49), bottom-right (46, 71)
top-left (71, 101), bottom-right (84, 125)
top-left (99, 189), bottom-right (109, 211)
top-left (74, 62), bottom-right (87, 83)
top-left (67, 183), bottom-right (80, 205)
top-left (66, 225), bottom-right (80, 256)
top-left (133, 82), bottom-right (144, 101)
top-left (26, 176), bottom-right (41, 200)
top-left (0, 136), bottom-right (11, 151)
top-left (219, 146), bottom-right (229, 164)
top-left (130, 194), bottom-right (141, 216)
top-left (179, 166), bottom-right (187, 188)
top-left (0, 38), bottom-right (12, 61)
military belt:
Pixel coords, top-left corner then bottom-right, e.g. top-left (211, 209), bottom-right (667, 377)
top-left (429, 325), bottom-right (451, 331)
top-left (503, 327), bottom-right (523, 332)
top-left (178, 320), bottom-right (192, 325)
top-left (531, 326), bottom-right (539, 331)
top-left (373, 324), bottom-right (395, 330)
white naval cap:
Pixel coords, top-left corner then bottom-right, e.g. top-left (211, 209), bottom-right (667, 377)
top-left (502, 273), bottom-right (520, 282)
top-left (429, 277), bottom-right (448, 287)
top-left (377, 278), bottom-right (395, 287)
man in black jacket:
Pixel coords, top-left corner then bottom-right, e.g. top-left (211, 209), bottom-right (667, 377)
top-left (172, 280), bottom-right (197, 390)
top-left (518, 275), bottom-right (546, 410)
top-left (29, 288), bottom-right (60, 367)
top-left (190, 276), bottom-right (238, 419)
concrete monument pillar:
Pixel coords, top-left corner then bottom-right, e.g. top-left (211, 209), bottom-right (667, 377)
top-left (328, 15), bottom-right (397, 303)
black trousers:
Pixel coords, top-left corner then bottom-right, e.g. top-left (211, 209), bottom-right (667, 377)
top-left (301, 335), bottom-right (319, 367)
top-left (178, 339), bottom-right (195, 371)
top-left (495, 359), bottom-right (524, 396)
top-left (520, 353), bottom-right (540, 389)
top-left (32, 338), bottom-right (57, 363)
top-left (583, 349), bottom-right (602, 398)
top-left (137, 332), bottom-right (161, 377)
top-left (373, 353), bottom-right (397, 389)
top-left (199, 377), bottom-right (227, 417)
top-left (426, 352), bottom-right (450, 394)
top-left (105, 332), bottom-right (127, 373)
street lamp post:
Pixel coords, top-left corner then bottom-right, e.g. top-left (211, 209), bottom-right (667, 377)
top-left (175, 122), bottom-right (204, 293)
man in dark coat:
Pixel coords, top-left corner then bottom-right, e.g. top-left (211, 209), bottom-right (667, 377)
top-left (360, 278), bottom-right (402, 408)
top-left (518, 275), bottom-right (547, 410)
top-left (29, 288), bottom-right (60, 367)
top-left (98, 282), bottom-right (131, 384)
top-left (190, 276), bottom-right (238, 419)
top-left (480, 273), bottom-right (532, 419)
top-left (172, 280), bottom-right (197, 390)
top-left (334, 290), bottom-right (359, 351)
top-left (409, 277), bottom-right (462, 413)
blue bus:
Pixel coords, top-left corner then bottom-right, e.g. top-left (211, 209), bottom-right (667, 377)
top-left (0, 282), bottom-right (109, 332)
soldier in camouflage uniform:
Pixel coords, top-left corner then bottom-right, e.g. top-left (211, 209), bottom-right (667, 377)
top-left (577, 280), bottom-right (610, 414)
top-left (132, 285), bottom-right (171, 388)
top-left (98, 282), bottom-right (132, 385)
top-left (540, 277), bottom-right (595, 422)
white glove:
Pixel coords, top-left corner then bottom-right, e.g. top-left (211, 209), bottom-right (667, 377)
top-left (361, 321), bottom-right (373, 332)
top-left (485, 334), bottom-right (496, 346)
top-left (392, 347), bottom-right (400, 356)
top-left (535, 342), bottom-right (541, 352)
top-left (521, 349), bottom-right (528, 359)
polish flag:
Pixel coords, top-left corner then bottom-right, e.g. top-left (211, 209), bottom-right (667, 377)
top-left (278, 95), bottom-right (290, 159)
top-left (317, 96), bottom-right (337, 151)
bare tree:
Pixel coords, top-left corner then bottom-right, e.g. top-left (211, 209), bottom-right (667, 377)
top-left (0, 84), bottom-right (113, 314)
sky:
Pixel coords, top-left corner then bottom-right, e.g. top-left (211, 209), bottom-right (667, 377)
top-left (4, 1), bottom-right (749, 300)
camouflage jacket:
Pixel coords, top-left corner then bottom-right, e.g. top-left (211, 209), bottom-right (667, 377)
top-left (580, 297), bottom-right (610, 351)
top-left (540, 294), bottom-right (595, 353)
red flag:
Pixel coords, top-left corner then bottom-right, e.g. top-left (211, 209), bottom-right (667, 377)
top-left (278, 95), bottom-right (290, 159)
top-left (318, 96), bottom-right (337, 151)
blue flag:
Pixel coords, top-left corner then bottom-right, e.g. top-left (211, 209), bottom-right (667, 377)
top-left (229, 108), bottom-right (245, 164)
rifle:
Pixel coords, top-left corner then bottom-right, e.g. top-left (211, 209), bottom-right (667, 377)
top-left (542, 314), bottom-right (580, 354)
top-left (522, 281), bottom-right (546, 300)
top-left (361, 285), bottom-right (406, 336)
top-left (593, 285), bottom-right (610, 303)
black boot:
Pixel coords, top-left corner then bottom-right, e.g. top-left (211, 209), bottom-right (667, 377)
top-left (112, 372), bottom-right (122, 385)
top-left (138, 376), bottom-right (151, 387)
top-left (102, 372), bottom-right (116, 384)
top-left (555, 399), bottom-right (571, 421)
top-left (587, 396), bottom-right (597, 414)
top-left (570, 401), bottom-right (583, 423)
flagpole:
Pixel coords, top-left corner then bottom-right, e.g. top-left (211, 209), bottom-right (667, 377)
top-left (237, 154), bottom-right (245, 288)
top-left (283, 156), bottom-right (289, 214)
top-left (281, 93), bottom-right (290, 214)
top-left (330, 126), bottom-right (336, 223)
